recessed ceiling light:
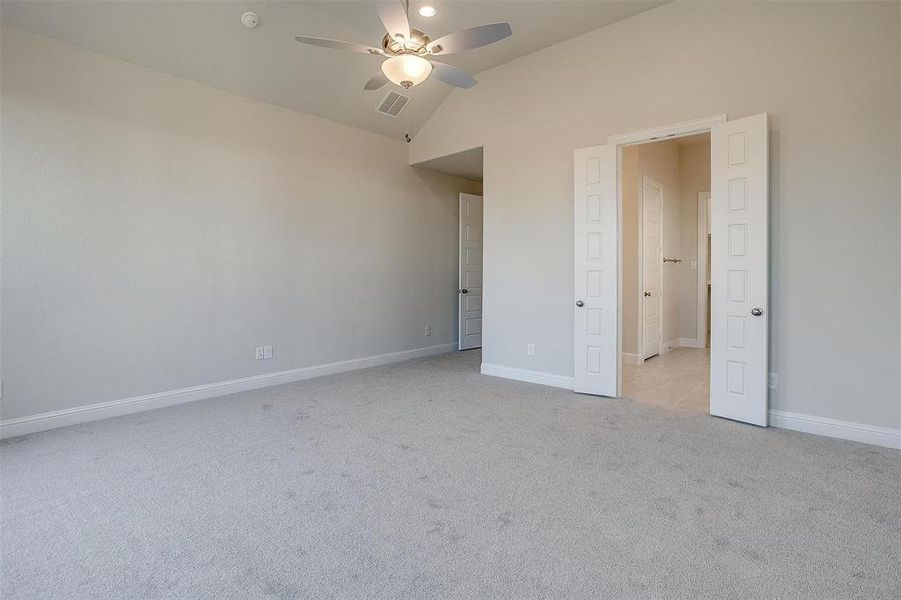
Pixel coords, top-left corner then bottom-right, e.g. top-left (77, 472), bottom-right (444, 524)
top-left (418, 6), bottom-right (437, 18)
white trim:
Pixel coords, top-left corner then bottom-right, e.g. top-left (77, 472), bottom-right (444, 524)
top-left (481, 363), bottom-right (574, 390)
top-left (678, 337), bottom-right (705, 349)
top-left (769, 410), bottom-right (901, 450)
top-left (697, 191), bottom-right (711, 349)
top-left (0, 343), bottom-right (457, 439)
top-left (607, 114), bottom-right (726, 147)
top-left (621, 353), bottom-right (641, 365)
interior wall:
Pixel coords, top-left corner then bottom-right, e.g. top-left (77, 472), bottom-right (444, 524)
top-left (409, 1), bottom-right (901, 430)
top-left (0, 27), bottom-right (481, 422)
top-left (677, 138), bottom-right (711, 343)
top-left (621, 147), bottom-right (639, 357)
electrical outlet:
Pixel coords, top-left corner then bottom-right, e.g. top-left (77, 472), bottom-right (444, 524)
top-left (263, 345), bottom-right (273, 359)
top-left (527, 343), bottom-right (535, 356)
top-left (255, 347), bottom-right (265, 360)
top-left (424, 325), bottom-right (431, 337)
top-left (768, 372), bottom-right (778, 390)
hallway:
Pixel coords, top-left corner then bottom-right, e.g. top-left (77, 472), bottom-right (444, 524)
top-left (622, 347), bottom-right (710, 413)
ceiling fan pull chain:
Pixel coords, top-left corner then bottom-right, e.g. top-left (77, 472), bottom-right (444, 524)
top-left (404, 86), bottom-right (412, 143)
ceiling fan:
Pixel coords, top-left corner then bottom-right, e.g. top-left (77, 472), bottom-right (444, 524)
top-left (294, 1), bottom-right (512, 90)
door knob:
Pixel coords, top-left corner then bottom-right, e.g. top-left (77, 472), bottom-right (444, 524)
top-left (751, 307), bottom-right (764, 316)
top-left (575, 300), bottom-right (584, 307)
top-left (459, 289), bottom-right (468, 294)
top-left (644, 291), bottom-right (651, 297)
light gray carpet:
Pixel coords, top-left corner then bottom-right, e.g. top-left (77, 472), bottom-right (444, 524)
top-left (2, 350), bottom-right (899, 599)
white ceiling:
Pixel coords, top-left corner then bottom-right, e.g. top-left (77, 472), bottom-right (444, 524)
top-left (413, 146), bottom-right (483, 181)
top-left (1, 1), bottom-right (667, 140)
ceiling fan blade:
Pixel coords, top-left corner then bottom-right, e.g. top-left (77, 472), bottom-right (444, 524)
top-left (429, 61), bottom-right (477, 89)
top-left (428, 23), bottom-right (512, 55)
top-left (377, 1), bottom-right (411, 40)
top-left (294, 36), bottom-right (383, 55)
top-left (364, 71), bottom-right (389, 91)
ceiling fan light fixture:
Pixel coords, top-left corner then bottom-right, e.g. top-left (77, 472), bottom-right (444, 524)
top-left (381, 54), bottom-right (432, 88)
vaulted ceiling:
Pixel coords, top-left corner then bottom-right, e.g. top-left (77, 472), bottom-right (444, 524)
top-left (1, 1), bottom-right (667, 140)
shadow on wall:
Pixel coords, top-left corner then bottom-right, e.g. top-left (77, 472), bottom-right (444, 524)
top-left (412, 147), bottom-right (484, 184)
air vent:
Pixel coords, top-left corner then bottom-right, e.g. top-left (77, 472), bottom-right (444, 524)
top-left (376, 91), bottom-right (410, 118)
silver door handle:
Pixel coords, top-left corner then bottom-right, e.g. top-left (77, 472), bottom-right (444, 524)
top-left (575, 300), bottom-right (584, 307)
top-left (751, 307), bottom-right (764, 316)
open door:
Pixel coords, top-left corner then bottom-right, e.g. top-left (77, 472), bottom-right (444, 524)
top-left (710, 113), bottom-right (769, 425)
top-left (573, 145), bottom-right (617, 396)
top-left (640, 177), bottom-right (664, 360)
top-left (458, 193), bottom-right (483, 350)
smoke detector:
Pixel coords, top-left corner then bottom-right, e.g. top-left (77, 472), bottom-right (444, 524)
top-left (241, 12), bottom-right (260, 29)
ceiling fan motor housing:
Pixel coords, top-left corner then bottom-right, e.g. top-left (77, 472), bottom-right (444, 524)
top-left (382, 29), bottom-right (431, 57)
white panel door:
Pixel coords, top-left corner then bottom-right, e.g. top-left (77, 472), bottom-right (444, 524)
top-left (641, 178), bottom-right (663, 360)
top-left (710, 113), bottom-right (769, 426)
top-left (573, 145), bottom-right (617, 396)
top-left (458, 193), bottom-right (483, 350)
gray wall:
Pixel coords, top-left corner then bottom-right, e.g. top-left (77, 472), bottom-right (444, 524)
top-left (410, 1), bottom-right (901, 429)
top-left (0, 27), bottom-right (481, 421)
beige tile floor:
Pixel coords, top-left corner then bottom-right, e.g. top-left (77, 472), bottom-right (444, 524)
top-left (622, 347), bottom-right (710, 413)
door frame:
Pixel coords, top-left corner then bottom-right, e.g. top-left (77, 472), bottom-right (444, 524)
top-left (638, 176), bottom-right (665, 363)
top-left (697, 191), bottom-right (711, 347)
top-left (608, 114), bottom-right (727, 397)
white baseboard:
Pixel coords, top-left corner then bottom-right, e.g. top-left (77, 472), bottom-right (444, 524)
top-left (621, 353), bottom-right (641, 365)
top-left (480, 363), bottom-right (574, 390)
top-left (0, 342), bottom-right (457, 440)
top-left (769, 409), bottom-right (901, 450)
top-left (678, 337), bottom-right (705, 349)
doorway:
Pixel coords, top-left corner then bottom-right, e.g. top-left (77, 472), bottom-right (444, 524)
top-left (621, 132), bottom-right (712, 410)
top-left (573, 114), bottom-right (769, 426)
top-left (409, 145), bottom-right (485, 356)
